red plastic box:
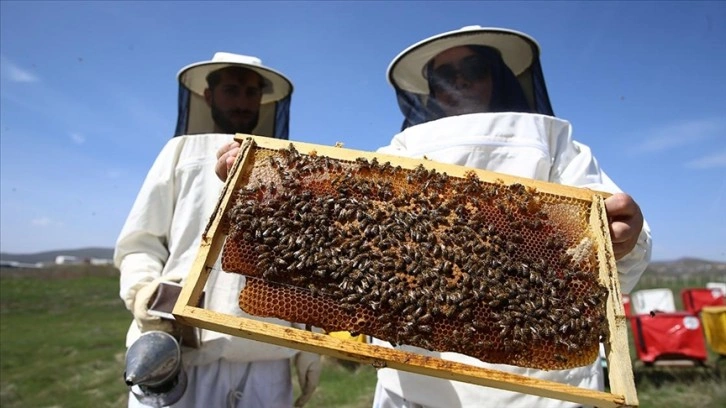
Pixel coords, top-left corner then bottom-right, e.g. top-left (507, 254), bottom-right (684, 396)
top-left (681, 288), bottom-right (725, 314)
top-left (630, 312), bottom-right (708, 364)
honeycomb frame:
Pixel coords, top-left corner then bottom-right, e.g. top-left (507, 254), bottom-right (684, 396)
top-left (173, 135), bottom-right (638, 408)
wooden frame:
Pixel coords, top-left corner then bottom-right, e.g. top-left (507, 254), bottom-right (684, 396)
top-left (173, 135), bottom-right (638, 407)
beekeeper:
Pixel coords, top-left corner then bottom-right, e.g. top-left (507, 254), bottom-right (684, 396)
top-left (116, 52), bottom-right (321, 408)
top-left (371, 26), bottom-right (652, 408)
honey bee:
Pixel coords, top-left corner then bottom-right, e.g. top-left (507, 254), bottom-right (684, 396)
top-left (460, 298), bottom-right (476, 309)
top-left (541, 325), bottom-right (556, 339)
top-left (559, 338), bottom-right (579, 351)
top-left (307, 283), bottom-right (319, 297)
top-left (509, 310), bottom-right (524, 319)
top-left (488, 299), bottom-right (503, 308)
top-left (400, 323), bottom-right (414, 337)
top-left (501, 338), bottom-right (516, 352)
top-left (419, 313), bottom-right (433, 325)
top-left (511, 339), bottom-right (526, 350)
top-left (528, 325), bottom-right (541, 340)
top-left (443, 305), bottom-right (457, 318)
top-left (342, 293), bottom-right (362, 304)
top-left (448, 291), bottom-right (464, 304)
top-left (388, 298), bottom-right (405, 312)
top-left (573, 329), bottom-right (589, 344)
top-left (457, 308), bottom-right (472, 321)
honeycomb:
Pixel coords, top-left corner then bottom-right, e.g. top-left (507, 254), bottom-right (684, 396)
top-left (222, 143), bottom-right (610, 370)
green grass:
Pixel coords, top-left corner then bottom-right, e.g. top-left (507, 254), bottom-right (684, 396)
top-left (0, 269), bottom-right (129, 408)
top-left (634, 366), bottom-right (726, 408)
top-left (0, 268), bottom-right (376, 408)
top-left (1, 267), bottom-right (724, 408)
top-left (299, 359), bottom-right (376, 408)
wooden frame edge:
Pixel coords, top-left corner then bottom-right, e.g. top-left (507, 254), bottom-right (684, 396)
top-left (177, 305), bottom-right (627, 408)
top-left (592, 196), bottom-right (639, 407)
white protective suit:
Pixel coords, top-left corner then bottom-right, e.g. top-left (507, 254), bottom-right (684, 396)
top-left (116, 133), bottom-right (300, 408)
top-left (371, 112), bottom-right (652, 408)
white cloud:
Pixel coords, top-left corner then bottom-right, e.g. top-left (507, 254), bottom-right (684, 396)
top-left (684, 150), bottom-right (726, 169)
top-left (30, 216), bottom-right (64, 228)
top-left (31, 217), bottom-right (52, 227)
top-left (631, 118), bottom-right (724, 154)
top-left (70, 132), bottom-right (85, 144)
top-left (0, 56), bottom-right (40, 83)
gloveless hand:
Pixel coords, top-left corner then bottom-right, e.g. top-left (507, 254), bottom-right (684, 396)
top-left (215, 140), bottom-right (240, 182)
top-left (604, 193), bottom-right (644, 260)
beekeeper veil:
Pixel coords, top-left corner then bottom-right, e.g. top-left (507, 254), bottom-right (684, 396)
top-left (388, 26), bottom-right (555, 130)
top-left (175, 52), bottom-right (293, 139)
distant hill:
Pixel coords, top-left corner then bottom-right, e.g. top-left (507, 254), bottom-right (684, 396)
top-left (0, 247), bottom-right (114, 264)
top-left (645, 257), bottom-right (726, 276)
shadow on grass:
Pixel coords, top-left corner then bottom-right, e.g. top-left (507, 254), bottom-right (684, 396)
top-left (633, 360), bottom-right (723, 386)
top-left (632, 363), bottom-right (726, 408)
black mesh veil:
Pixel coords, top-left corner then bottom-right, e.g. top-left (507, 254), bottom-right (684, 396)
top-left (389, 28), bottom-right (555, 131)
top-left (174, 85), bottom-right (291, 140)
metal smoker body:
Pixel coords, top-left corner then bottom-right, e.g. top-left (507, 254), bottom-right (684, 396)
top-left (124, 331), bottom-right (187, 407)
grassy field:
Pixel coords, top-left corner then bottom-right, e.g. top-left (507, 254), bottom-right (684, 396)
top-left (0, 266), bottom-right (376, 408)
top-left (0, 266), bottom-right (129, 408)
top-left (0, 266), bottom-right (724, 407)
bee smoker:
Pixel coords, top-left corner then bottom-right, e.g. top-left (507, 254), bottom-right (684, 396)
top-left (123, 331), bottom-right (187, 407)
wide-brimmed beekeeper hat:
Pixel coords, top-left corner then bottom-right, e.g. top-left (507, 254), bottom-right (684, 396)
top-left (387, 26), bottom-right (555, 129)
top-left (174, 52), bottom-right (293, 138)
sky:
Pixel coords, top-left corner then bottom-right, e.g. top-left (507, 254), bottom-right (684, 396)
top-left (0, 1), bottom-right (724, 262)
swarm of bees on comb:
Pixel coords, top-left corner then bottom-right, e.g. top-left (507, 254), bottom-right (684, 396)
top-left (221, 143), bottom-right (610, 370)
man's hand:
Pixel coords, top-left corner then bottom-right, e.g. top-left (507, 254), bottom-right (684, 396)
top-left (132, 275), bottom-right (182, 333)
top-left (215, 141), bottom-right (240, 182)
top-left (293, 351), bottom-right (322, 407)
top-left (605, 193), bottom-right (644, 260)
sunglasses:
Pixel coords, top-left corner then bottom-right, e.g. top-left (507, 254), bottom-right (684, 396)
top-left (429, 55), bottom-right (491, 91)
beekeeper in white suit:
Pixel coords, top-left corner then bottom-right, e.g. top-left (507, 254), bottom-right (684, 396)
top-left (116, 52), bottom-right (321, 408)
top-left (369, 26), bottom-right (651, 408)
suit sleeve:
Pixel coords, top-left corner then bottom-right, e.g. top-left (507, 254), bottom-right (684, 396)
top-left (115, 139), bottom-right (181, 310)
